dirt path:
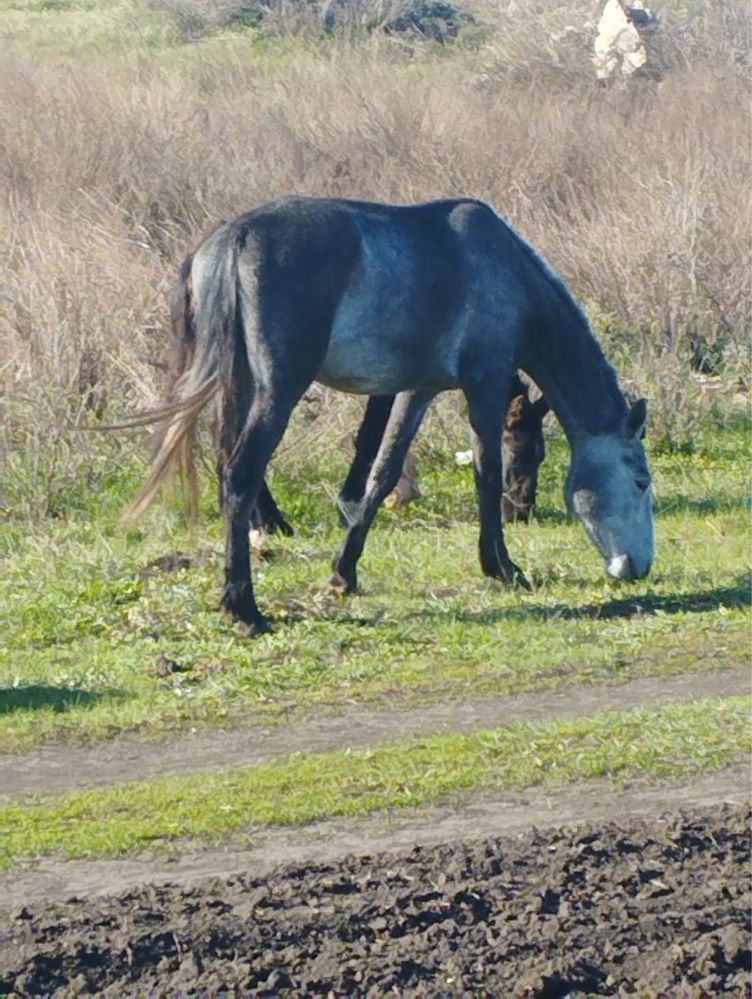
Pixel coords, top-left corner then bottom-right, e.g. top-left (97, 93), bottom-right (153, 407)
top-left (1, 767), bottom-right (748, 907)
top-left (3, 665), bottom-right (749, 797)
top-left (2, 668), bottom-right (749, 991)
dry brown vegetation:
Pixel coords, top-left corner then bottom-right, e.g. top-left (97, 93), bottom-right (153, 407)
top-left (1, 0), bottom-right (749, 515)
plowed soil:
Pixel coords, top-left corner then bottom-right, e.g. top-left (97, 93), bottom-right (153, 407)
top-left (2, 804), bottom-right (750, 996)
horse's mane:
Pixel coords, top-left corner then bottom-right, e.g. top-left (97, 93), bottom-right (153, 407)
top-left (496, 213), bottom-right (595, 336)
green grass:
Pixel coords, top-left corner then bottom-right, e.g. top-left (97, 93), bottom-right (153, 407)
top-left (0, 0), bottom-right (267, 58)
top-left (1, 422), bottom-right (750, 751)
top-left (0, 0), bottom-right (182, 55)
top-left (3, 0), bottom-right (749, 877)
top-left (1, 696), bottom-right (748, 869)
top-left (0, 0), bottom-right (371, 63)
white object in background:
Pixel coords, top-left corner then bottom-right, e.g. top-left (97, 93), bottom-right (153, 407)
top-left (593, 0), bottom-right (652, 79)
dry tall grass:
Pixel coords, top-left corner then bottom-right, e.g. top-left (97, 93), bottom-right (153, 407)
top-left (2, 1), bottom-right (750, 516)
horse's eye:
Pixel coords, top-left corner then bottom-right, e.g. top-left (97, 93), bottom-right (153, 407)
top-left (635, 477), bottom-right (650, 493)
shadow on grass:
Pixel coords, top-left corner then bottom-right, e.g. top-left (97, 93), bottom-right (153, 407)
top-left (419, 578), bottom-right (751, 626)
top-left (526, 505), bottom-right (569, 526)
top-left (655, 495), bottom-right (751, 517)
top-left (249, 578), bottom-right (751, 633)
top-left (516, 494), bottom-right (748, 525)
top-left (0, 685), bottom-right (106, 715)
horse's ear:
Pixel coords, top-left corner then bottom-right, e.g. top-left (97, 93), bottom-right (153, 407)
top-left (531, 397), bottom-right (550, 421)
top-left (625, 398), bottom-right (648, 439)
top-left (505, 393), bottom-right (527, 428)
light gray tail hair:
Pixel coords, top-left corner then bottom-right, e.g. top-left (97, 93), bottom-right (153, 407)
top-left (121, 373), bottom-right (218, 524)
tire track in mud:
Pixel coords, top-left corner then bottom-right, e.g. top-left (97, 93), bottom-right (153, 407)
top-left (2, 664), bottom-right (749, 797)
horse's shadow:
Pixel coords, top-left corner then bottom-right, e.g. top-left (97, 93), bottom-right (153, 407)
top-left (415, 577), bottom-right (751, 626)
top-left (0, 684), bottom-right (106, 716)
top-left (654, 495), bottom-right (750, 517)
top-left (521, 494), bottom-right (748, 526)
top-left (266, 577), bottom-right (750, 632)
top-left (527, 505), bottom-right (569, 526)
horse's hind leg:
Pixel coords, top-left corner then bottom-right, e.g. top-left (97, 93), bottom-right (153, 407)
top-left (251, 481), bottom-right (294, 537)
top-left (219, 460), bottom-right (293, 538)
top-left (216, 393), bottom-right (293, 537)
top-left (331, 389), bottom-right (435, 594)
top-left (337, 395), bottom-right (394, 523)
top-left (221, 385), bottom-right (304, 634)
top-left (465, 382), bottom-right (530, 589)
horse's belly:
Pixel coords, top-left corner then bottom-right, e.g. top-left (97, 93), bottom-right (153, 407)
top-left (316, 336), bottom-right (409, 395)
top-left (318, 297), bottom-right (459, 395)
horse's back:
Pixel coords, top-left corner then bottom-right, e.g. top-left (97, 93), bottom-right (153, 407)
top-left (193, 196), bottom-right (532, 395)
top-left (316, 199), bottom-right (483, 393)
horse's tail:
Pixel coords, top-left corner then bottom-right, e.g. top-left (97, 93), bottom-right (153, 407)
top-left (169, 251), bottom-right (201, 524)
top-left (123, 228), bottom-right (240, 524)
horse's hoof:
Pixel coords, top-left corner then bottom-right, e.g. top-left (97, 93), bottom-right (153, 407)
top-left (511, 566), bottom-right (532, 591)
top-left (220, 582), bottom-right (271, 633)
top-left (240, 614), bottom-right (274, 637)
top-left (481, 554), bottom-right (531, 590)
top-left (329, 569), bottom-right (357, 596)
top-left (499, 557), bottom-right (532, 590)
top-left (267, 517), bottom-right (294, 537)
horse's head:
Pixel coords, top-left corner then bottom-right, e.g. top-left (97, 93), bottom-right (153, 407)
top-left (502, 389), bottom-right (549, 522)
top-left (565, 399), bottom-right (654, 580)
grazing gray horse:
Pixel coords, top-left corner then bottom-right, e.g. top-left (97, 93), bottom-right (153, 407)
top-left (169, 250), bottom-right (548, 534)
top-left (128, 196), bottom-right (654, 634)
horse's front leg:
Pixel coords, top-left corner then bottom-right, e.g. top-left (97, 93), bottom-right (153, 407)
top-left (465, 383), bottom-right (531, 590)
top-left (331, 389), bottom-right (435, 594)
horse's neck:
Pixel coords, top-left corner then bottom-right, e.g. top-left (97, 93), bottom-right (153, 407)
top-left (523, 300), bottom-right (627, 440)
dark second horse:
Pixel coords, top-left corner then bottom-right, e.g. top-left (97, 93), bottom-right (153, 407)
top-left (168, 250), bottom-right (549, 533)
top-left (128, 196), bottom-right (654, 634)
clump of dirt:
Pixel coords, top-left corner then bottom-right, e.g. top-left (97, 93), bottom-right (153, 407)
top-left (1, 804), bottom-right (749, 995)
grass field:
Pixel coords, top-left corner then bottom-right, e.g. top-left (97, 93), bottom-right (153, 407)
top-left (2, 422), bottom-right (749, 753)
top-left (1, 0), bottom-right (750, 871)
